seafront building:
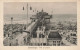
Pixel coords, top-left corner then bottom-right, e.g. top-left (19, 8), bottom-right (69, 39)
top-left (47, 30), bottom-right (62, 46)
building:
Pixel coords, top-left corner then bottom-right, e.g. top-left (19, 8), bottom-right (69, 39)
top-left (68, 31), bottom-right (77, 44)
top-left (30, 15), bottom-right (37, 22)
top-left (47, 30), bottom-right (62, 46)
top-left (30, 25), bottom-right (47, 46)
top-left (44, 15), bottom-right (51, 24)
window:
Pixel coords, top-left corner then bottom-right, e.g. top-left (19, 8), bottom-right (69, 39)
top-left (57, 41), bottom-right (60, 46)
top-left (53, 41), bottom-right (56, 46)
top-left (43, 43), bottom-right (46, 46)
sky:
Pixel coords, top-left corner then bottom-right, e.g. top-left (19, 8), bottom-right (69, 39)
top-left (4, 2), bottom-right (77, 15)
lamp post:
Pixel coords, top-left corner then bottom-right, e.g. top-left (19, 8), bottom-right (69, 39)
top-left (11, 17), bottom-right (13, 35)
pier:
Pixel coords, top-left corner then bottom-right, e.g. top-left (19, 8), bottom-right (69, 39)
top-left (3, 3), bottom-right (77, 46)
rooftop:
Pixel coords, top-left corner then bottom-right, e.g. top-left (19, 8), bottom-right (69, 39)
top-left (48, 31), bottom-right (62, 39)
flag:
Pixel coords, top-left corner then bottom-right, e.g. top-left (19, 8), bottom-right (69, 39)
top-left (30, 6), bottom-right (32, 10)
top-left (23, 6), bottom-right (24, 10)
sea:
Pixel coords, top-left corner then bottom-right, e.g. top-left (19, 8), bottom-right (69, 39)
top-left (4, 14), bottom-right (77, 25)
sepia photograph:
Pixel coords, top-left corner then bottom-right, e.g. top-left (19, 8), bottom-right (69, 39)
top-left (3, 2), bottom-right (77, 46)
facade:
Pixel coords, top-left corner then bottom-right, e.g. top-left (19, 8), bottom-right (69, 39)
top-left (30, 38), bottom-right (47, 46)
top-left (47, 31), bottom-right (62, 46)
top-left (30, 25), bottom-right (47, 46)
top-left (68, 31), bottom-right (77, 44)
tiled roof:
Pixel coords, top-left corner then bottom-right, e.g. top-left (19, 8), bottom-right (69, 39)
top-left (48, 31), bottom-right (62, 39)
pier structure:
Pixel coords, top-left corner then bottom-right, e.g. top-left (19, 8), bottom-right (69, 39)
top-left (3, 9), bottom-right (62, 46)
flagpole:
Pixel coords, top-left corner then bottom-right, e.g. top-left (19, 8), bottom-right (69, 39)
top-left (11, 17), bottom-right (13, 34)
top-left (27, 3), bottom-right (29, 45)
top-left (27, 3), bottom-right (28, 28)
